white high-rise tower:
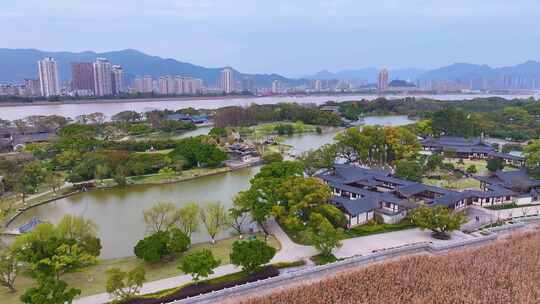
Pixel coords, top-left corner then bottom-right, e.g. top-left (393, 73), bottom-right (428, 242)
top-left (93, 58), bottom-right (113, 96)
top-left (38, 57), bottom-right (60, 97)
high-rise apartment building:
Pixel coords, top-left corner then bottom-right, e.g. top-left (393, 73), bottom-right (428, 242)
top-left (314, 79), bottom-right (322, 92)
top-left (38, 57), bottom-right (60, 97)
top-left (134, 75), bottom-right (153, 93)
top-left (182, 77), bottom-right (203, 95)
top-left (219, 68), bottom-right (234, 93)
top-left (24, 79), bottom-right (41, 96)
top-left (241, 77), bottom-right (255, 92)
top-left (71, 62), bottom-right (95, 93)
top-left (377, 69), bottom-right (389, 92)
top-left (111, 65), bottom-right (125, 95)
top-left (271, 80), bottom-right (281, 94)
top-left (93, 58), bottom-right (113, 96)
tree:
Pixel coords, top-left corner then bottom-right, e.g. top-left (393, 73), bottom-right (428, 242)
top-left (55, 215), bottom-right (102, 257)
top-left (409, 206), bottom-right (468, 240)
top-left (175, 203), bottom-right (199, 238)
top-left (524, 139), bottom-right (540, 177)
top-left (133, 231), bottom-right (170, 262)
top-left (334, 126), bottom-right (420, 166)
top-left (487, 158), bottom-right (505, 173)
top-left (111, 111), bottom-right (141, 123)
top-left (20, 275), bottom-right (81, 304)
top-left (19, 161), bottom-right (47, 203)
top-left (466, 165), bottom-right (478, 174)
top-left (230, 239), bottom-right (276, 273)
top-left (106, 266), bottom-right (146, 302)
top-left (113, 167), bottom-right (127, 187)
top-left (0, 245), bottom-right (19, 293)
top-left (425, 154), bottom-right (443, 172)
top-left (143, 202), bottom-right (179, 233)
top-left (179, 249), bottom-right (220, 281)
top-left (12, 222), bottom-right (98, 279)
top-left (275, 176), bottom-right (333, 224)
top-left (94, 164), bottom-right (110, 183)
top-left (308, 213), bottom-right (344, 257)
top-left (44, 172), bottom-right (64, 194)
top-left (262, 152), bottom-right (283, 164)
top-left (395, 160), bottom-right (424, 182)
top-left (229, 199), bottom-right (249, 237)
top-left (168, 228), bottom-right (190, 255)
top-left (200, 203), bottom-right (230, 244)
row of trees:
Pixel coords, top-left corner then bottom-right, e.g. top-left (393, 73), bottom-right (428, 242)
top-left (214, 103), bottom-right (342, 128)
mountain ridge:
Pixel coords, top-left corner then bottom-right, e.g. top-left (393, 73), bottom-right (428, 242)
top-left (1, 48), bottom-right (540, 87)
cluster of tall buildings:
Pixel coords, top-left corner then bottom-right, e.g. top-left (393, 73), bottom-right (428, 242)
top-left (71, 58), bottom-right (125, 97)
top-left (156, 76), bottom-right (203, 95)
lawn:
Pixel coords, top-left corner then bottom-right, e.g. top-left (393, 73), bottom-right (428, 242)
top-left (234, 122), bottom-right (318, 137)
top-left (447, 158), bottom-right (488, 175)
top-left (127, 167), bottom-right (230, 185)
top-left (135, 149), bottom-right (174, 155)
top-left (422, 177), bottom-right (481, 190)
top-left (0, 234), bottom-right (280, 304)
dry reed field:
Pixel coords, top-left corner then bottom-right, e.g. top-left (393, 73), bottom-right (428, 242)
top-left (243, 232), bottom-right (540, 304)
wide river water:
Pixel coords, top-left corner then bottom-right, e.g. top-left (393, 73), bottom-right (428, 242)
top-left (11, 115), bottom-right (414, 259)
top-left (0, 93), bottom-right (537, 120)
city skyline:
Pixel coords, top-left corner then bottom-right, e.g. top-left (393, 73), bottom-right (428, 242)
top-left (2, 1), bottom-right (540, 76)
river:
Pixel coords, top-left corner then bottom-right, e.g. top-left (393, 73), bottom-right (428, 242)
top-left (9, 115), bottom-right (414, 259)
top-left (0, 93), bottom-right (537, 120)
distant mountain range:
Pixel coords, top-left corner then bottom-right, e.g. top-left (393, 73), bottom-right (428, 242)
top-left (304, 68), bottom-right (426, 82)
top-left (0, 48), bottom-right (297, 87)
top-left (1, 48), bottom-right (540, 88)
top-left (418, 61), bottom-right (540, 80)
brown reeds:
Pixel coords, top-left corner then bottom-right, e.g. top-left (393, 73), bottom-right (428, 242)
top-left (243, 232), bottom-right (540, 304)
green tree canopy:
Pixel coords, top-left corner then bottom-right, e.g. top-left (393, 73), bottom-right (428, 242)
top-left (106, 266), bottom-right (146, 302)
top-left (395, 159), bottom-right (424, 182)
top-left (409, 206), bottom-right (467, 240)
top-left (230, 239), bottom-right (276, 273)
top-left (179, 249), bottom-right (220, 282)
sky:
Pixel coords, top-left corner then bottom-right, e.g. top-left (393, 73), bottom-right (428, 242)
top-left (2, 0), bottom-right (540, 76)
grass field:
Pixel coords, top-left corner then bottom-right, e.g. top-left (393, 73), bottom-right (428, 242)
top-left (0, 234), bottom-right (280, 304)
top-left (423, 177), bottom-right (481, 190)
top-left (243, 231), bottom-right (540, 304)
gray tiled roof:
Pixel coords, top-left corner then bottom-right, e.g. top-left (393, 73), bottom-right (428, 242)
top-left (331, 196), bottom-right (379, 215)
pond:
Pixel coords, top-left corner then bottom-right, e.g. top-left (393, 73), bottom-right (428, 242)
top-left (9, 115), bottom-right (415, 259)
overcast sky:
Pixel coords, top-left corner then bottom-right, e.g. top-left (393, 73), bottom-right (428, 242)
top-left (2, 0), bottom-right (539, 76)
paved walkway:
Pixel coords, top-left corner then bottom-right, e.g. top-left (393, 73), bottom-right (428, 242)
top-left (74, 264), bottom-right (242, 304)
top-left (73, 220), bottom-right (471, 304)
top-left (462, 206), bottom-right (496, 231)
top-left (264, 218), bottom-right (318, 263)
top-left (334, 228), bottom-right (472, 259)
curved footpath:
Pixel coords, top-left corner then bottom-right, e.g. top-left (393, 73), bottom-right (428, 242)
top-left (73, 217), bottom-right (486, 304)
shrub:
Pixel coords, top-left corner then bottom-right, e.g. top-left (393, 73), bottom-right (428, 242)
top-left (134, 232), bottom-right (170, 262)
top-left (168, 228), bottom-right (191, 255)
